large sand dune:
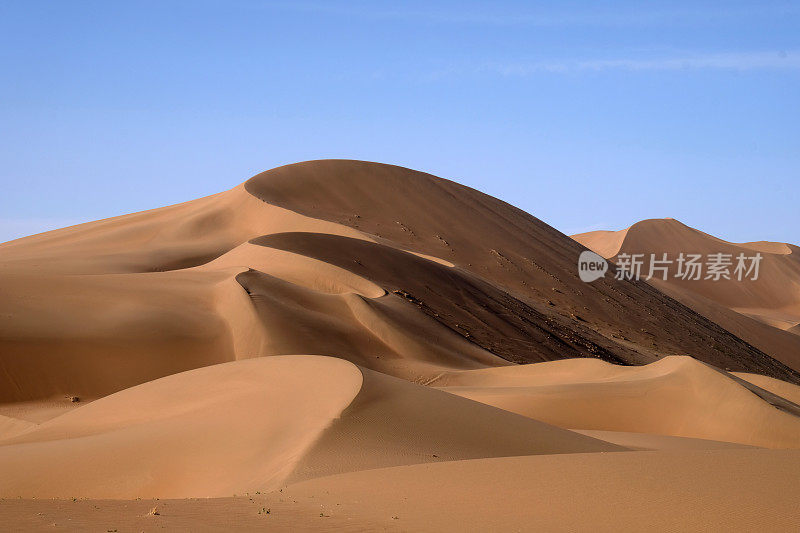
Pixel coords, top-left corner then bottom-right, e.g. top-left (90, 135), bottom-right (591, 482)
top-left (1, 160), bottom-right (798, 529)
top-left (2, 161), bottom-right (797, 408)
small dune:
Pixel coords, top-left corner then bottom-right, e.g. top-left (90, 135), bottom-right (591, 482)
top-left (433, 356), bottom-right (800, 448)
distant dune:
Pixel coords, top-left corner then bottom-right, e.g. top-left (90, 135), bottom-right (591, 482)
top-left (574, 218), bottom-right (800, 371)
top-left (1, 161), bottom-right (798, 530)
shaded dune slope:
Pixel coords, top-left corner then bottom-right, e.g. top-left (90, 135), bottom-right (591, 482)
top-left (243, 161), bottom-right (799, 381)
top-left (285, 365), bottom-right (621, 485)
top-left (247, 233), bottom-right (628, 365)
top-left (0, 269), bottom-right (237, 402)
top-left (574, 218), bottom-right (800, 371)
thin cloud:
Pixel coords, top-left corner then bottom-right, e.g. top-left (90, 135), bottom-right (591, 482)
top-left (485, 51), bottom-right (800, 75)
top-left (252, 2), bottom-right (799, 28)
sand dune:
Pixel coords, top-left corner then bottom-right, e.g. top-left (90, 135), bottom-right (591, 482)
top-left (574, 218), bottom-right (800, 370)
top-left (574, 218), bottom-right (800, 317)
top-left (0, 356), bottom-right (362, 498)
top-left (433, 356), bottom-right (800, 448)
top-left (285, 365), bottom-right (622, 484)
top-left (2, 161), bottom-right (797, 406)
top-left (0, 269), bottom-right (237, 402)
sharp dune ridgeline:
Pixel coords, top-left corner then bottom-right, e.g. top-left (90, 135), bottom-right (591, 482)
top-left (1, 160), bottom-right (799, 530)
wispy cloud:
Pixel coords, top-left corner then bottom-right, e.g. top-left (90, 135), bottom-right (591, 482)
top-left (475, 51), bottom-right (800, 76)
top-left (254, 2), bottom-right (799, 28)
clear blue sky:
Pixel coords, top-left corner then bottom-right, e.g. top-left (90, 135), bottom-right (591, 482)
top-left (1, 1), bottom-right (798, 244)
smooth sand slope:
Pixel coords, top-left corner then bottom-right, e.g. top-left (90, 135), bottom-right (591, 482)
top-left (574, 218), bottom-right (800, 371)
top-left (283, 449), bottom-right (800, 532)
top-left (433, 356), bottom-right (800, 448)
top-left (734, 371), bottom-right (800, 405)
top-left (0, 356), bottom-right (363, 498)
top-left (3, 450), bottom-right (798, 532)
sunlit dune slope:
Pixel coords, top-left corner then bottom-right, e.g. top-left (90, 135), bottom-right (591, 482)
top-left (433, 356), bottom-right (800, 448)
top-left (0, 356), bottom-right (621, 499)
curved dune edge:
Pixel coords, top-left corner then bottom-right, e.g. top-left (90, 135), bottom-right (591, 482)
top-left (571, 227), bottom-right (630, 258)
top-left (0, 184), bottom-right (372, 275)
top-left (233, 266), bottom-right (505, 380)
top-left (201, 242), bottom-right (386, 297)
top-left (433, 356), bottom-right (800, 448)
top-left (0, 355), bottom-right (624, 499)
top-left (734, 371), bottom-right (800, 405)
top-left (572, 430), bottom-right (758, 451)
top-left (0, 356), bottom-right (363, 499)
top-left (285, 366), bottom-right (623, 484)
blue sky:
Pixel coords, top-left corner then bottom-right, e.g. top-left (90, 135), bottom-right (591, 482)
top-left (1, 1), bottom-right (798, 244)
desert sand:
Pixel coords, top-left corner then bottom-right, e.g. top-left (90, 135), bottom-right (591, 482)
top-left (1, 160), bottom-right (799, 531)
